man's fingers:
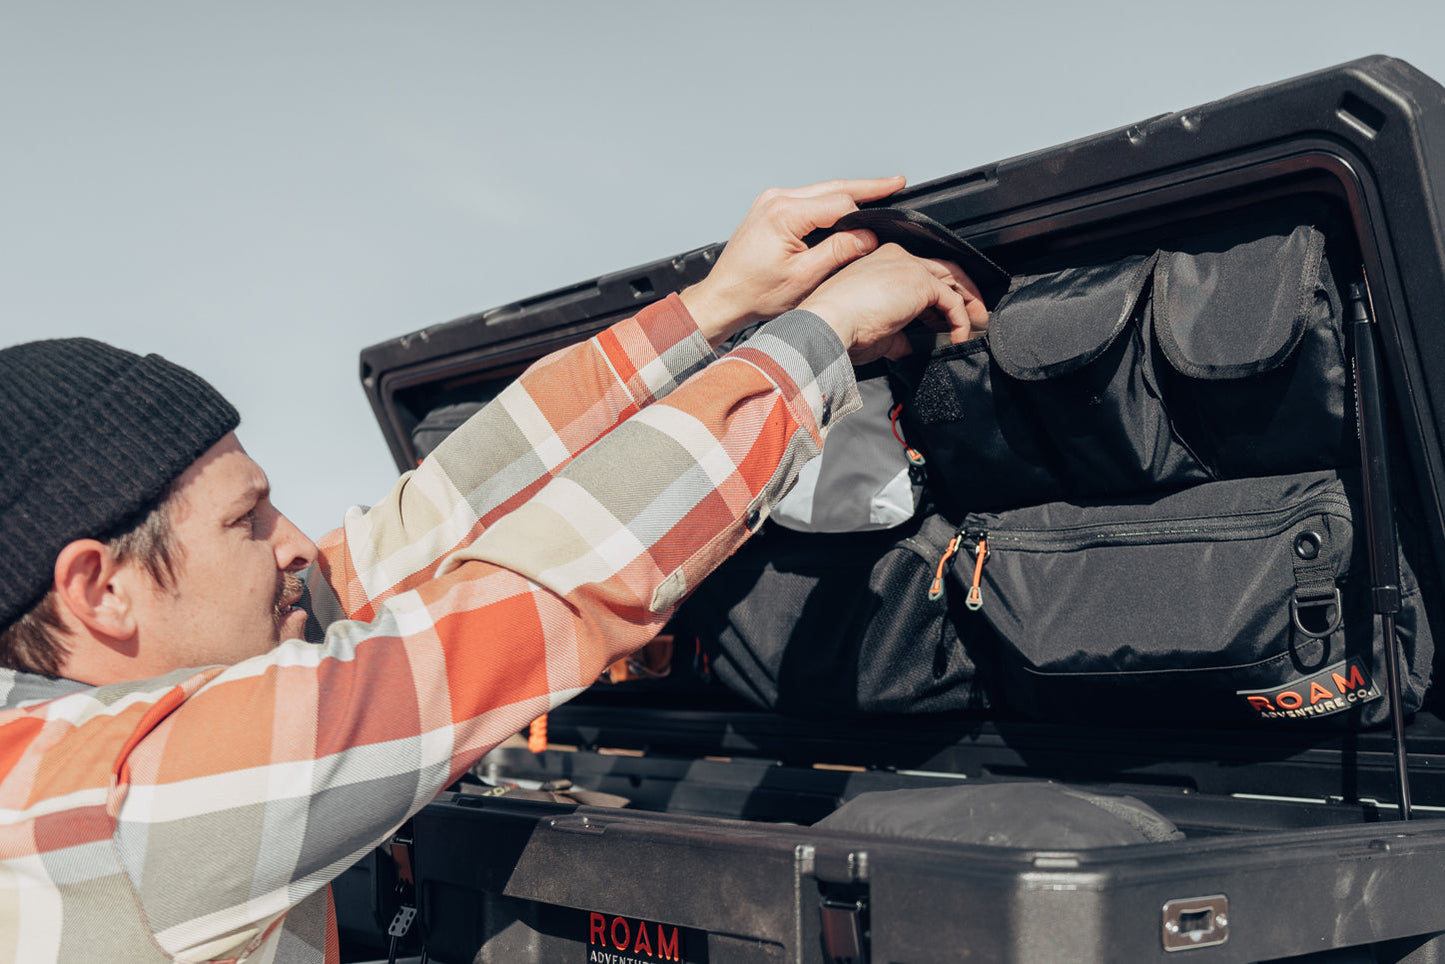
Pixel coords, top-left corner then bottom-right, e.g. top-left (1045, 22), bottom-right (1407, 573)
top-left (781, 175), bottom-right (906, 202)
top-left (920, 257), bottom-right (980, 294)
top-left (921, 257), bottom-right (990, 333)
top-left (774, 191), bottom-right (862, 241)
top-left (964, 295), bottom-right (990, 331)
top-left (929, 277), bottom-right (975, 338)
top-left (796, 228), bottom-right (878, 280)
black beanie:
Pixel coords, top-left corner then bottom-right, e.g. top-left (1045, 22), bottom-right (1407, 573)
top-left (0, 338), bottom-right (240, 631)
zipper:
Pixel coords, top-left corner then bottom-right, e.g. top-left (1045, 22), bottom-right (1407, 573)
top-left (965, 532), bottom-right (988, 611)
top-left (949, 488), bottom-right (1350, 613)
top-left (890, 403), bottom-right (927, 472)
top-left (966, 492), bottom-right (1351, 553)
top-left (928, 526), bottom-right (965, 601)
top-left (927, 527), bottom-right (989, 607)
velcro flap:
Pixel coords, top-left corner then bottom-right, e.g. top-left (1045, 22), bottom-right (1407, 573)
top-left (1153, 225), bottom-right (1323, 379)
top-left (987, 253), bottom-right (1155, 381)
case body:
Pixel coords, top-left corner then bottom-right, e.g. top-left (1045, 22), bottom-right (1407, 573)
top-left (347, 56), bottom-right (1445, 963)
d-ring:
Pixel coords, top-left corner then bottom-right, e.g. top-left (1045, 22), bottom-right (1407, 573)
top-left (1291, 588), bottom-right (1343, 639)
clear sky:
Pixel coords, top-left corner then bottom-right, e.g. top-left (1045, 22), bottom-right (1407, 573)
top-left (3, 1), bottom-right (1444, 539)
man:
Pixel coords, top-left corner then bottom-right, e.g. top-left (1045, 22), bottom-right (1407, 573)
top-left (0, 177), bottom-right (985, 962)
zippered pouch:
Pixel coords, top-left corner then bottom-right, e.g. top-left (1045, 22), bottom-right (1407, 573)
top-left (898, 224), bottom-right (1350, 513)
top-left (944, 471), bottom-right (1432, 726)
top-left (682, 514), bottom-right (988, 715)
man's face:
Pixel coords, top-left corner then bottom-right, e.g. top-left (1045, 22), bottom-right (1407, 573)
top-left (125, 432), bottom-right (318, 672)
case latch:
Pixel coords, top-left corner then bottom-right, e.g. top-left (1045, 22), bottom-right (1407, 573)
top-left (1162, 894), bottom-right (1229, 951)
top-left (819, 892), bottom-right (870, 964)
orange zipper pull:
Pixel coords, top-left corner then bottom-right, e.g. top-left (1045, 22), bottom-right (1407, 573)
top-left (891, 403), bottom-right (926, 468)
top-left (966, 537), bottom-right (988, 611)
top-left (929, 530), bottom-right (964, 600)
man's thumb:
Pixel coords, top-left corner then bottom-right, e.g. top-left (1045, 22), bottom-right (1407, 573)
top-left (801, 228), bottom-right (877, 280)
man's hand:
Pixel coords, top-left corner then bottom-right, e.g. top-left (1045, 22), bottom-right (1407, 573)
top-left (798, 243), bottom-right (989, 365)
top-left (680, 176), bottom-right (907, 347)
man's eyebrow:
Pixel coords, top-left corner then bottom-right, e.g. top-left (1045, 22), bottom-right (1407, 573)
top-left (227, 478), bottom-right (271, 514)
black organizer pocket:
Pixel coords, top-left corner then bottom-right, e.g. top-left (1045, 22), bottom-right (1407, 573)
top-left (683, 515), bottom-right (986, 716)
top-left (904, 336), bottom-right (1064, 511)
top-left (949, 472), bottom-right (1430, 726)
top-left (908, 252), bottom-right (1207, 510)
top-left (1153, 225), bottom-right (1351, 478)
top-left (854, 513), bottom-right (985, 714)
top-left (901, 225), bottom-right (1353, 512)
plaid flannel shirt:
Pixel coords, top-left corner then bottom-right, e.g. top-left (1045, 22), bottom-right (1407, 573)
top-left (0, 294), bottom-right (860, 963)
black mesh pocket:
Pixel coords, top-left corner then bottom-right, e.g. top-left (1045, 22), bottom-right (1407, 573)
top-left (855, 514), bottom-right (986, 714)
top-left (905, 338), bottom-right (1062, 512)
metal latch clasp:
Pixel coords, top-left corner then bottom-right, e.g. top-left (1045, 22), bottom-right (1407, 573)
top-left (819, 894), bottom-right (869, 964)
top-left (1162, 894), bottom-right (1229, 951)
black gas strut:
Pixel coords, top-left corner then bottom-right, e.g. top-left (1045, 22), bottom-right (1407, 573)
top-left (1349, 279), bottom-right (1412, 820)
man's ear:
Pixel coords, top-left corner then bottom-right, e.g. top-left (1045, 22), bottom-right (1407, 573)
top-left (52, 540), bottom-right (137, 641)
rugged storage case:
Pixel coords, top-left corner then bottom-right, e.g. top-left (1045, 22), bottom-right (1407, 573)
top-left (344, 56), bottom-right (1445, 963)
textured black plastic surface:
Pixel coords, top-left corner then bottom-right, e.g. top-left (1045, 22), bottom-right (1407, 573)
top-left (408, 787), bottom-right (1445, 963)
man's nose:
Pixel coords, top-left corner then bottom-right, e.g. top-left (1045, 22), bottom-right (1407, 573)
top-left (274, 511), bottom-right (319, 573)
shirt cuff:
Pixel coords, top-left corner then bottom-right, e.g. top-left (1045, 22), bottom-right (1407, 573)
top-left (726, 308), bottom-right (862, 440)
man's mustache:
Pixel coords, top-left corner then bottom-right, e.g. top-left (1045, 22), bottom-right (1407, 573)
top-left (273, 572), bottom-right (305, 620)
